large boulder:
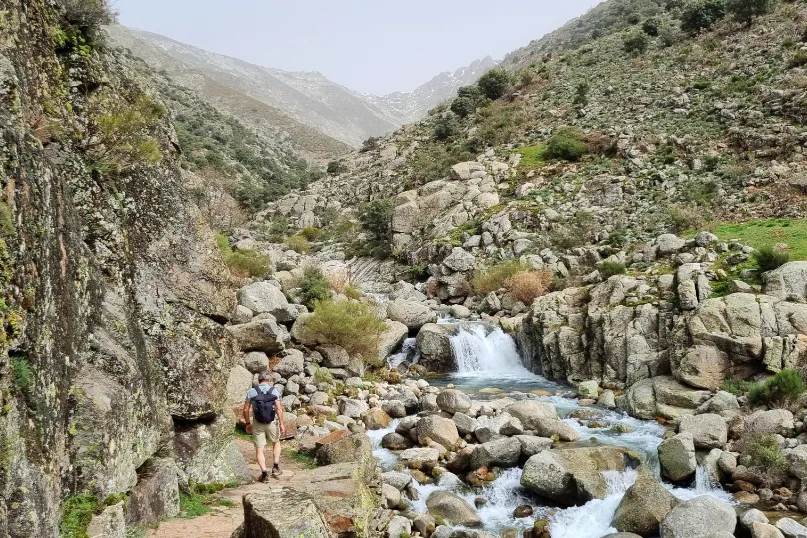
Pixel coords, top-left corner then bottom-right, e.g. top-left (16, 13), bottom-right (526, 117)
top-left (533, 418), bottom-right (581, 442)
top-left (362, 408), bottom-right (392, 430)
top-left (763, 262), bottom-right (807, 301)
top-left (238, 281), bottom-right (295, 322)
top-left (416, 324), bottom-right (456, 372)
top-left (387, 300), bottom-right (436, 330)
top-left (505, 401), bottom-right (558, 429)
top-left (436, 389), bottom-right (472, 414)
top-left (520, 446), bottom-right (640, 504)
top-left (612, 471), bottom-right (679, 537)
top-left (377, 320), bottom-right (409, 364)
top-left (274, 349), bottom-right (305, 378)
top-left (678, 414), bottom-right (727, 449)
top-left (124, 459), bottom-right (180, 525)
top-left (87, 503), bottom-right (126, 538)
top-left (315, 433), bottom-right (372, 467)
top-left (775, 518), bottom-right (807, 538)
top-left (442, 247), bottom-right (476, 273)
top-left (416, 416), bottom-right (460, 449)
top-left (658, 432), bottom-right (696, 483)
top-left (426, 491), bottom-right (482, 527)
top-left (470, 437), bottom-right (522, 469)
top-left (659, 496), bottom-right (736, 538)
top-left (228, 318), bottom-right (288, 353)
top-left (338, 398), bottom-right (369, 419)
top-left (242, 489), bottom-right (329, 538)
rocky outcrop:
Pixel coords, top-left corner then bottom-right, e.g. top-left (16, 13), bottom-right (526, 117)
top-left (659, 496), bottom-right (736, 538)
top-left (416, 323), bottom-right (457, 372)
top-left (242, 489), bottom-right (330, 538)
top-left (612, 471), bottom-right (679, 537)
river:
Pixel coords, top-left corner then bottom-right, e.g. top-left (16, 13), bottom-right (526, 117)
top-left (371, 322), bottom-right (734, 537)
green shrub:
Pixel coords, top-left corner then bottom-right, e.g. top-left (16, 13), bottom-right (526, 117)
top-left (472, 260), bottom-right (530, 295)
top-left (642, 17), bottom-right (660, 36)
top-left (720, 378), bottom-right (753, 396)
top-left (343, 285), bottom-right (362, 300)
top-left (623, 31), bottom-right (649, 55)
top-left (360, 137), bottom-right (379, 153)
top-left (326, 160), bottom-right (348, 175)
top-left (434, 115), bottom-right (459, 141)
top-left (302, 300), bottom-right (386, 363)
top-left (358, 198), bottom-right (395, 250)
top-left (788, 51), bottom-right (807, 69)
top-left (572, 82), bottom-right (589, 106)
top-left (752, 245), bottom-right (789, 272)
top-left (407, 264), bottom-right (429, 282)
top-left (450, 96), bottom-right (476, 118)
top-left (62, 0), bottom-right (115, 30)
top-left (284, 234), bottom-right (311, 254)
top-left (726, 0), bottom-right (772, 25)
top-left (745, 433), bottom-right (788, 470)
top-left (299, 227), bottom-right (321, 242)
top-left (60, 494), bottom-right (100, 538)
top-left (598, 260), bottom-right (627, 278)
top-left (747, 369), bottom-right (805, 410)
top-left (0, 202), bottom-right (13, 237)
top-left (313, 367), bottom-right (335, 384)
top-left (11, 356), bottom-right (33, 393)
top-left (680, 0), bottom-right (726, 34)
top-left (226, 250), bottom-right (271, 279)
top-left (477, 68), bottom-right (513, 100)
top-left (297, 267), bottom-right (332, 307)
top-left (545, 128), bottom-right (588, 161)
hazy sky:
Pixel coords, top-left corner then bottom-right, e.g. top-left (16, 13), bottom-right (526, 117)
top-left (115, 0), bottom-right (602, 95)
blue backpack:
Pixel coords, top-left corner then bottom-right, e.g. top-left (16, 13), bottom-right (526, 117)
top-left (252, 388), bottom-right (277, 424)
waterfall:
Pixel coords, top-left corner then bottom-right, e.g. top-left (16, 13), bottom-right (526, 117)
top-left (693, 465), bottom-right (715, 493)
top-left (450, 324), bottom-right (530, 374)
top-left (387, 337), bottom-right (418, 369)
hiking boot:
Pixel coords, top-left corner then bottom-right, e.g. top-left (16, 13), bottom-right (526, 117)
top-left (259, 471), bottom-right (270, 483)
top-left (271, 467), bottom-right (283, 479)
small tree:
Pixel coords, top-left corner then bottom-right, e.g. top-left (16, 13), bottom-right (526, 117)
top-left (623, 31), bottom-right (649, 55)
top-left (545, 128), bottom-right (588, 161)
top-left (326, 160), bottom-right (348, 175)
top-left (681, 0), bottom-right (727, 34)
top-left (450, 96), bottom-right (476, 118)
top-left (433, 115), bottom-right (459, 141)
top-left (726, 0), bottom-right (772, 26)
top-left (360, 137), bottom-right (379, 153)
top-left (573, 82), bottom-right (590, 106)
top-left (358, 198), bottom-right (394, 243)
top-left (477, 69), bottom-right (513, 100)
top-left (642, 17), bottom-right (661, 36)
top-left (297, 267), bottom-right (332, 307)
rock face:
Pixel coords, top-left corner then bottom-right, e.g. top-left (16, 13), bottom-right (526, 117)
top-left (242, 489), bottom-right (330, 538)
top-left (613, 472), bottom-right (679, 537)
top-left (521, 446), bottom-right (640, 504)
top-left (659, 496), bottom-right (736, 538)
top-left (426, 491), bottom-right (483, 527)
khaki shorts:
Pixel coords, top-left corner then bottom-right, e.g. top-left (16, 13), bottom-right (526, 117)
top-left (252, 421), bottom-right (280, 447)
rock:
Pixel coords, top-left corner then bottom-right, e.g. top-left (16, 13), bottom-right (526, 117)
top-left (578, 380), bottom-right (600, 399)
top-left (338, 398), bottom-right (369, 419)
top-left (442, 248), bottom-right (476, 273)
top-left (399, 448), bottom-right (441, 466)
top-left (87, 502), bottom-right (126, 538)
top-left (452, 412), bottom-right (479, 436)
top-left (426, 491), bottom-right (483, 527)
top-left (227, 365), bottom-right (254, 406)
top-left (515, 435), bottom-right (553, 457)
top-left (377, 320), bottom-right (409, 364)
top-left (696, 391), bottom-right (739, 414)
top-left (381, 400), bottom-right (407, 419)
top-left (750, 522), bottom-right (786, 538)
top-left (124, 459), bottom-right (180, 525)
top-left (362, 408), bottom-right (392, 430)
top-left (274, 349), bottom-right (305, 378)
top-left (315, 433), bottom-right (372, 467)
top-left (513, 505), bottom-right (534, 518)
top-left (451, 161), bottom-right (485, 180)
top-left (413, 514), bottom-right (436, 537)
top-left (598, 390), bottom-right (617, 409)
top-left (320, 345), bottom-right (350, 368)
top-left (382, 471), bottom-right (412, 491)
top-left (532, 418), bottom-right (581, 442)
top-left (382, 483), bottom-right (401, 509)
top-left (656, 234), bottom-right (686, 256)
top-left (499, 416), bottom-right (524, 436)
top-left (416, 415), bottom-right (460, 449)
top-left (678, 414), bottom-right (727, 449)
top-left (436, 389), bottom-right (472, 414)
top-left (763, 262), bottom-right (807, 301)
top-left (416, 324), bottom-right (456, 372)
top-left (228, 318), bottom-right (288, 353)
top-left (520, 446), bottom-right (640, 504)
top-left (388, 516), bottom-right (412, 538)
top-left (381, 432), bottom-right (412, 450)
top-left (740, 509), bottom-right (769, 528)
top-left (776, 518), bottom-right (807, 538)
top-left (658, 432), bottom-right (697, 483)
top-left (388, 300), bottom-right (436, 330)
top-left (238, 281), bottom-right (293, 321)
top-left (659, 496), bottom-right (736, 538)
top-left (505, 401), bottom-right (558, 430)
top-left (612, 471), bottom-right (679, 537)
top-left (747, 409), bottom-right (795, 437)
top-left (695, 231), bottom-right (719, 247)
top-left (470, 437), bottom-right (522, 469)
top-left (243, 352), bottom-right (270, 374)
top-left (242, 489), bottom-right (330, 538)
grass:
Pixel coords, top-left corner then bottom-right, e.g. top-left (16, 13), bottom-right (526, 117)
top-left (472, 260), bottom-right (530, 295)
top-left (513, 144), bottom-right (547, 170)
top-left (710, 219), bottom-right (807, 260)
top-left (753, 246), bottom-right (790, 273)
top-left (178, 492), bottom-right (213, 519)
top-left (282, 449), bottom-right (317, 470)
top-left (719, 378), bottom-right (753, 397)
top-left (60, 494), bottom-right (100, 538)
top-left (747, 369), bottom-right (805, 411)
top-left (11, 356), bottom-right (33, 393)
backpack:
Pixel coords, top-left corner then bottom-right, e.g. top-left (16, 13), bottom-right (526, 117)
top-left (252, 387), bottom-right (277, 424)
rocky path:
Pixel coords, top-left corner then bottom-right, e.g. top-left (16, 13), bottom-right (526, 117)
top-left (146, 439), bottom-right (303, 538)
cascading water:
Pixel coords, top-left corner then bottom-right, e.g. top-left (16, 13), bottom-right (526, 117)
top-left (368, 418), bottom-right (401, 470)
top-left (450, 324), bottom-right (531, 375)
top-left (388, 338), bottom-right (418, 370)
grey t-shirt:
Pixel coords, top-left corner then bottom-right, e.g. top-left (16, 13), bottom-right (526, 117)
top-left (245, 383), bottom-right (280, 403)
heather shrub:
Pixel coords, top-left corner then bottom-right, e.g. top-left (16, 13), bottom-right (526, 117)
top-left (753, 246), bottom-right (789, 272)
top-left (302, 300), bottom-right (386, 363)
top-left (505, 270), bottom-right (552, 305)
top-left (747, 369), bottom-right (805, 410)
top-left (472, 260), bottom-right (530, 295)
top-left (545, 128), bottom-right (588, 161)
top-left (284, 234), bottom-right (311, 254)
top-left (297, 267), bottom-right (331, 307)
top-left (598, 260), bottom-right (627, 278)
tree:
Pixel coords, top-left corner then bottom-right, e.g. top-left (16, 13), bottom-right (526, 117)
top-left (642, 17), bottom-right (660, 36)
top-left (476, 69), bottom-right (513, 100)
top-left (327, 160), bottom-right (348, 175)
top-left (450, 96), bottom-right (476, 118)
top-left (358, 199), bottom-right (394, 242)
top-left (433, 115), bottom-right (459, 141)
top-left (726, 0), bottom-right (772, 25)
top-left (360, 137), bottom-right (379, 153)
top-left (680, 0), bottom-right (726, 34)
top-left (623, 31), bottom-right (649, 55)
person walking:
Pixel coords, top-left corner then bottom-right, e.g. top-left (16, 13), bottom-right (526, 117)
top-left (243, 372), bottom-right (285, 482)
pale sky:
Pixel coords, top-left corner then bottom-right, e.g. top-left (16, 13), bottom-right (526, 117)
top-left (114, 0), bottom-right (602, 96)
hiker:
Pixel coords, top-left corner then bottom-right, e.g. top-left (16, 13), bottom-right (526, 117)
top-left (243, 371), bottom-right (286, 482)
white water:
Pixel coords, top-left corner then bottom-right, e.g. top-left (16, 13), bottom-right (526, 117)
top-left (451, 324), bottom-right (531, 376)
top-left (368, 419), bottom-right (400, 470)
top-left (388, 338), bottom-right (418, 369)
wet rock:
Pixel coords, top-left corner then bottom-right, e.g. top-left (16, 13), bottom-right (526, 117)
top-left (400, 448), bottom-right (441, 467)
top-left (513, 505), bottom-right (534, 518)
top-left (678, 414), bottom-right (727, 449)
top-left (521, 446), bottom-right (640, 504)
top-left (532, 418), bottom-right (581, 442)
top-left (426, 491), bottom-right (483, 527)
top-left (470, 437), bottom-right (522, 469)
top-left (658, 432), bottom-right (696, 483)
top-left (437, 389), bottom-right (472, 414)
top-left (515, 435), bottom-right (553, 457)
top-left (505, 401), bottom-right (558, 429)
top-left (361, 408), bottom-right (391, 430)
top-left (417, 323), bottom-right (457, 372)
top-left (612, 471), bottom-right (679, 536)
top-left (659, 496), bottom-right (736, 538)
top-left (382, 432), bottom-right (412, 450)
top-left (417, 415), bottom-right (460, 449)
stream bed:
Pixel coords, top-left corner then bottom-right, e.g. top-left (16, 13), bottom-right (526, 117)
top-left (372, 323), bottom-right (734, 538)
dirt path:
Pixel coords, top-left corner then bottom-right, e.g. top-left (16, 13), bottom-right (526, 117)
top-left (146, 439), bottom-right (304, 538)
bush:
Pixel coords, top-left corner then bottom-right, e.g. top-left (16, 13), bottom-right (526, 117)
top-left (476, 69), bottom-right (513, 100)
top-left (284, 235), bottom-right (311, 254)
top-left (545, 128), bottom-right (588, 161)
top-left (299, 227), bottom-right (321, 242)
top-left (60, 493), bottom-right (101, 538)
top-left (745, 433), bottom-right (788, 471)
top-left (11, 356), bottom-right (32, 393)
top-left (297, 267), bottom-right (331, 307)
top-left (358, 198), bottom-right (394, 243)
top-left (681, 0), bottom-right (726, 34)
top-left (302, 300), bottom-right (386, 363)
top-left (344, 285), bottom-right (362, 300)
top-left (226, 250), bottom-right (271, 279)
top-left (642, 17), bottom-right (660, 36)
top-left (450, 96), bottom-right (476, 118)
top-left (313, 367), bottom-right (335, 384)
top-left (747, 369), bottom-right (805, 410)
top-left (326, 160), bottom-right (348, 175)
top-left (62, 0), bottom-right (115, 30)
top-left (360, 137), bottom-right (379, 153)
top-left (726, 0), bottom-right (772, 25)
top-left (472, 260), bottom-right (530, 296)
top-left (752, 245), bottom-right (789, 272)
top-left (598, 260), bottom-right (627, 277)
top-left (788, 51), bottom-right (807, 68)
top-left (623, 31), bottom-right (649, 55)
top-left (573, 82), bottom-right (590, 106)
top-left (434, 115), bottom-right (459, 141)
top-left (505, 271), bottom-right (552, 305)
top-left (720, 378), bottom-right (753, 396)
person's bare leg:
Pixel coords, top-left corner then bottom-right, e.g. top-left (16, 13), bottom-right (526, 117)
top-left (256, 446), bottom-right (267, 472)
top-left (272, 441), bottom-right (281, 467)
